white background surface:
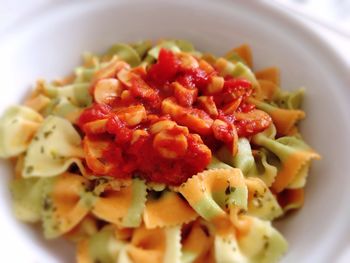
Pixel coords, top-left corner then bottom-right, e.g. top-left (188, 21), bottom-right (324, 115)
top-left (0, 0), bottom-right (349, 262)
top-left (271, 0), bottom-right (350, 68)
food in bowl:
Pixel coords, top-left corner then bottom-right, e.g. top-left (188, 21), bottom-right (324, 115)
top-left (0, 39), bottom-right (320, 263)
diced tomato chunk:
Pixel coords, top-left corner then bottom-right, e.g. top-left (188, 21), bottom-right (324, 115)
top-left (237, 101), bottom-right (256, 113)
top-left (212, 119), bottom-right (233, 144)
top-left (234, 109), bottom-right (272, 137)
top-left (77, 103), bottom-right (111, 128)
top-left (106, 115), bottom-right (133, 144)
top-left (148, 48), bottom-right (181, 85)
top-left (224, 78), bottom-right (252, 90)
top-left (178, 68), bottom-right (210, 89)
top-left (173, 82), bottom-right (197, 107)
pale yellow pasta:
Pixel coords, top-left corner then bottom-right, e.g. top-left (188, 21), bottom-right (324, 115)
top-left (0, 106), bottom-right (43, 158)
top-left (22, 116), bottom-right (85, 178)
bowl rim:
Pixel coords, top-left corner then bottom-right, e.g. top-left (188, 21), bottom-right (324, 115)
top-left (0, 0), bottom-right (349, 85)
top-left (0, 0), bottom-right (349, 261)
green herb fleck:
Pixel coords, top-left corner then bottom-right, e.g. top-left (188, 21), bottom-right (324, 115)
top-left (44, 130), bottom-right (53, 138)
top-left (93, 178), bottom-right (108, 188)
top-left (238, 209), bottom-right (246, 215)
top-left (83, 182), bottom-right (94, 192)
top-left (50, 151), bottom-right (57, 160)
top-left (225, 186), bottom-right (231, 195)
top-left (43, 197), bottom-right (52, 211)
top-left (26, 166), bottom-right (34, 174)
top-left (225, 186), bottom-right (236, 195)
top-left (264, 241), bottom-right (269, 250)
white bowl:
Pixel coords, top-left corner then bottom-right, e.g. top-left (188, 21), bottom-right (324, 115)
top-left (0, 0), bottom-right (349, 262)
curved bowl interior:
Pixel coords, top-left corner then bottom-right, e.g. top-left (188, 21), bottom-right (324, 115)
top-left (0, 1), bottom-right (349, 262)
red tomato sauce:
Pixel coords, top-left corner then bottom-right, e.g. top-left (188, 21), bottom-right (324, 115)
top-left (78, 48), bottom-right (271, 185)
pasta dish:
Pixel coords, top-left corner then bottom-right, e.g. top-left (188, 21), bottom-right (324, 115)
top-left (0, 40), bottom-right (320, 263)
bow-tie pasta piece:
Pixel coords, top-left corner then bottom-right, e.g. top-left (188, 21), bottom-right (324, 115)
top-left (10, 177), bottom-right (46, 222)
top-left (181, 220), bottom-right (214, 263)
top-left (41, 173), bottom-right (95, 239)
top-left (252, 125), bottom-right (320, 192)
top-left (214, 215), bottom-right (287, 263)
top-left (178, 169), bottom-right (248, 221)
top-left (0, 106), bottom-right (43, 158)
top-left (245, 177), bottom-right (283, 220)
top-left (127, 226), bottom-right (182, 263)
top-left (43, 82), bottom-right (92, 108)
top-left (247, 149), bottom-right (278, 188)
top-left (77, 225), bottom-right (130, 263)
top-left (92, 178), bottom-right (147, 228)
top-left (22, 116), bottom-right (86, 178)
top-left (249, 98), bottom-right (305, 136)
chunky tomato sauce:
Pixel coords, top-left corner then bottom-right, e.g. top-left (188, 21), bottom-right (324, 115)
top-left (78, 49), bottom-right (271, 185)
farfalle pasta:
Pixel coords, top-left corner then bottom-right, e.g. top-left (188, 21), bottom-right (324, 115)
top-left (0, 39), bottom-right (320, 263)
